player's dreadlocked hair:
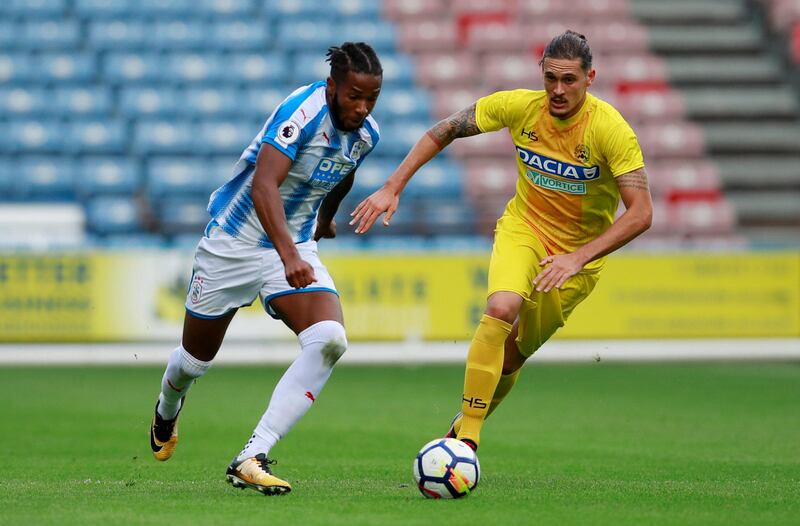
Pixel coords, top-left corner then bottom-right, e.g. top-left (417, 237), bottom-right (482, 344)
top-left (325, 42), bottom-right (383, 83)
top-left (539, 30), bottom-right (593, 72)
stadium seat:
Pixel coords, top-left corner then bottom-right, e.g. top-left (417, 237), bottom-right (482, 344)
top-left (74, 0), bottom-right (133, 19)
top-left (38, 53), bottom-right (97, 83)
top-left (67, 120), bottom-right (128, 154)
top-left (88, 19), bottom-right (148, 49)
top-left (646, 160), bottom-right (722, 198)
top-left (448, 130), bottom-right (516, 159)
top-left (76, 157), bottom-right (142, 196)
top-left (414, 52), bottom-right (477, 87)
top-left (119, 87), bottom-right (180, 118)
top-left (196, 121), bottom-right (254, 155)
top-left (163, 53), bottom-right (225, 84)
top-left (197, 0), bottom-right (256, 18)
top-left (416, 199), bottom-right (477, 236)
top-left (480, 53), bottom-right (545, 92)
top-left (372, 53), bottom-right (416, 86)
top-left (54, 87), bottom-right (114, 117)
top-left (211, 20), bottom-right (271, 51)
top-left (0, 0), bottom-right (68, 18)
top-left (135, 0), bottom-right (194, 17)
top-left (103, 53), bottom-right (164, 84)
top-left (156, 197), bottom-right (210, 234)
top-left (224, 52), bottom-right (288, 86)
top-left (242, 87), bottom-right (291, 119)
top-left (382, 0), bottom-right (449, 21)
top-left (20, 20), bottom-right (81, 49)
top-left (152, 20), bottom-right (209, 50)
top-left (397, 19), bottom-right (458, 53)
top-left (17, 157), bottom-right (76, 199)
top-left (264, 0), bottom-right (330, 19)
top-left (0, 53), bottom-right (38, 83)
top-left (462, 157), bottom-right (518, 200)
top-left (402, 159), bottom-right (463, 198)
top-left (431, 87), bottom-right (484, 120)
top-left (638, 122), bottom-right (706, 159)
top-left (372, 120), bottom-right (431, 157)
top-left (5, 120), bottom-right (67, 154)
top-left (86, 196), bottom-right (144, 235)
top-left (613, 90), bottom-right (687, 122)
top-left (464, 22), bottom-right (527, 54)
top-left (290, 52), bottom-right (334, 86)
top-left (339, 20), bottom-right (397, 52)
top-left (275, 20), bottom-right (339, 52)
top-left (0, 88), bottom-right (49, 116)
top-left (667, 199), bottom-right (736, 236)
top-left (181, 87), bottom-right (242, 117)
top-left (133, 120), bottom-right (195, 154)
top-left (349, 159), bottom-right (394, 199)
top-left (146, 158), bottom-right (217, 197)
top-left (370, 87), bottom-right (432, 122)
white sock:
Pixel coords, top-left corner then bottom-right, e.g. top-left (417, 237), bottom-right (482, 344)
top-left (157, 344), bottom-right (212, 419)
top-left (237, 320), bottom-right (347, 460)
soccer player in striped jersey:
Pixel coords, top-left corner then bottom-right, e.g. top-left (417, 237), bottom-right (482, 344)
top-left (352, 31), bottom-right (653, 454)
top-left (149, 42), bottom-right (382, 496)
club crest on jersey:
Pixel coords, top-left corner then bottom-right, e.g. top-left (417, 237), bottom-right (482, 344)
top-left (516, 146), bottom-right (599, 181)
top-left (349, 140), bottom-right (366, 161)
top-left (190, 276), bottom-right (204, 304)
top-left (276, 120), bottom-right (301, 146)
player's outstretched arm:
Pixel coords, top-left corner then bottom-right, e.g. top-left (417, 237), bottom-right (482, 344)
top-left (534, 168), bottom-right (653, 293)
top-left (314, 171), bottom-right (355, 241)
top-left (350, 103), bottom-right (482, 234)
top-left (252, 143), bottom-right (317, 288)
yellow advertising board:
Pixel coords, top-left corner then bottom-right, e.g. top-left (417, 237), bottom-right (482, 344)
top-left (0, 251), bottom-right (797, 342)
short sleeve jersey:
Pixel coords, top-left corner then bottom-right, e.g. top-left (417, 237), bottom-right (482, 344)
top-left (206, 81), bottom-right (380, 248)
top-left (476, 90), bottom-right (644, 270)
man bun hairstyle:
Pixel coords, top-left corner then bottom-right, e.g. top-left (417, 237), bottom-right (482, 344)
top-left (326, 42), bottom-right (383, 83)
top-left (539, 30), bottom-right (593, 72)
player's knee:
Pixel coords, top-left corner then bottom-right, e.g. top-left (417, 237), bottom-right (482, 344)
top-left (484, 304), bottom-right (518, 324)
top-left (314, 320), bottom-right (348, 365)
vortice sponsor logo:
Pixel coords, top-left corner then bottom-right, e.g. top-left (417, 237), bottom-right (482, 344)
top-left (527, 170), bottom-right (586, 195)
top-left (516, 146), bottom-right (599, 181)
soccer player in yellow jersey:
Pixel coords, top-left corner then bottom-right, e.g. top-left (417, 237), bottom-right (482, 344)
top-left (351, 31), bottom-right (653, 451)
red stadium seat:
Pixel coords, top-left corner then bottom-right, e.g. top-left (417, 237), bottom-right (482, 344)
top-left (646, 160), bottom-right (722, 198)
top-left (480, 52), bottom-right (544, 91)
top-left (397, 19), bottom-right (458, 53)
top-left (448, 130), bottom-right (516, 158)
top-left (638, 122), bottom-right (706, 160)
top-left (463, 157), bottom-right (519, 200)
top-left (382, 0), bottom-right (449, 21)
top-left (431, 87), bottom-right (484, 119)
top-left (464, 20), bottom-right (526, 53)
top-left (413, 52), bottom-right (477, 87)
top-left (667, 199), bottom-right (736, 236)
top-left (613, 89), bottom-right (686, 122)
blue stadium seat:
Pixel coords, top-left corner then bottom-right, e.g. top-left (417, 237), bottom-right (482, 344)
top-left (38, 53), bottom-right (97, 83)
top-left (77, 157), bottom-right (141, 196)
top-left (136, 0), bottom-right (194, 17)
top-left (0, 0), bottom-right (68, 18)
top-left (330, 0), bottom-right (381, 17)
top-left (224, 52), bottom-right (288, 86)
top-left (0, 88), bottom-right (49, 116)
top-left (0, 53), bottom-right (38, 83)
top-left (86, 196), bottom-right (143, 235)
top-left (88, 19), bottom-right (148, 49)
top-left (371, 87), bottom-right (432, 122)
top-left (206, 157), bottom-right (240, 189)
top-left (197, 0), bottom-right (256, 17)
top-left (104, 53), bottom-right (164, 84)
top-left (0, 159), bottom-right (13, 197)
top-left (243, 87), bottom-right (291, 119)
top-left (119, 87), bottom-right (180, 118)
top-left (133, 120), bottom-right (195, 154)
top-left (156, 197), bottom-right (210, 234)
top-left (6, 120), bottom-right (67, 154)
top-left (18, 157), bottom-right (76, 199)
top-left (372, 119), bottom-right (431, 157)
top-left (21, 20), bottom-right (81, 49)
top-left (153, 20), bottom-right (209, 50)
top-left (0, 22), bottom-right (20, 50)
top-left (349, 159), bottom-right (394, 198)
top-left (54, 87), bottom-right (113, 117)
top-left (196, 121), bottom-right (254, 155)
top-left (91, 233), bottom-right (166, 248)
top-left (67, 120), bottom-right (128, 154)
top-left (276, 19), bottom-right (338, 52)
top-left (74, 0), bottom-right (133, 19)
top-left (290, 52), bottom-right (333, 86)
top-left (264, 0), bottom-right (331, 19)
top-left (402, 160), bottom-right (463, 198)
top-left (211, 19), bottom-right (271, 50)
top-left (374, 53), bottom-right (416, 86)
top-left (146, 158), bottom-right (215, 197)
top-left (163, 53), bottom-right (224, 84)
top-left (181, 87), bottom-right (242, 117)
top-left (417, 199), bottom-right (476, 236)
top-left (340, 20), bottom-right (396, 52)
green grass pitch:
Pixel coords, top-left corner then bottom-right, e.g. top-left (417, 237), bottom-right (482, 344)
top-left (1, 361), bottom-right (798, 525)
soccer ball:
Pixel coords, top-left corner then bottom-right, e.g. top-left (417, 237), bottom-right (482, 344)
top-left (412, 438), bottom-right (480, 499)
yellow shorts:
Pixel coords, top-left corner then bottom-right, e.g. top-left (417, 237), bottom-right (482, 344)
top-left (487, 213), bottom-right (599, 357)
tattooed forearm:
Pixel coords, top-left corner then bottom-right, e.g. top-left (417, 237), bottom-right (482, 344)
top-left (427, 103), bottom-right (481, 148)
top-left (616, 168), bottom-right (650, 191)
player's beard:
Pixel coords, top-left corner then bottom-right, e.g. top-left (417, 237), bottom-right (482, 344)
top-left (330, 92), bottom-right (361, 132)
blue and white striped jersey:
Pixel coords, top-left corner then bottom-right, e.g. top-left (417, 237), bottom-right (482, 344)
top-left (206, 81), bottom-right (380, 247)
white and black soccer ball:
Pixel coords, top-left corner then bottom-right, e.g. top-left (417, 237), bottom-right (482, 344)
top-left (413, 438), bottom-right (480, 499)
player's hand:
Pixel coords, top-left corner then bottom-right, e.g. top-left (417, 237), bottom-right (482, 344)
top-left (283, 255), bottom-right (317, 289)
top-left (349, 186), bottom-right (400, 234)
top-left (533, 253), bottom-right (586, 293)
top-left (314, 218), bottom-right (336, 241)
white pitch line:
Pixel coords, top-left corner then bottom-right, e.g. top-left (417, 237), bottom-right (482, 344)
top-left (0, 339), bottom-right (797, 365)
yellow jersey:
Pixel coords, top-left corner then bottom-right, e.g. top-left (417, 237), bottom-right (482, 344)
top-left (475, 90), bottom-right (644, 270)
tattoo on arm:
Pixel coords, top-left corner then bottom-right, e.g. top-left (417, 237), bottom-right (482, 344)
top-left (616, 168), bottom-right (650, 191)
top-left (427, 103), bottom-right (481, 148)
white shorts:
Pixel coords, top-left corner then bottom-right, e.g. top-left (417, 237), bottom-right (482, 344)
top-left (184, 227), bottom-right (338, 320)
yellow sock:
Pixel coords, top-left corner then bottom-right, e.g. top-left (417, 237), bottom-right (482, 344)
top-left (451, 369), bottom-right (521, 436)
top-left (457, 315), bottom-right (512, 446)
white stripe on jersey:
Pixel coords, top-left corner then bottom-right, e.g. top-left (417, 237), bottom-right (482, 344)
top-left (207, 82), bottom-right (380, 248)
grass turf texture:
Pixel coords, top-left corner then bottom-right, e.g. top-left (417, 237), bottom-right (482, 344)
top-left (1, 362), bottom-right (798, 525)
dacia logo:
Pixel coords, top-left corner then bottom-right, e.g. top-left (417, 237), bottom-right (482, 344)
top-left (516, 146), bottom-right (599, 181)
